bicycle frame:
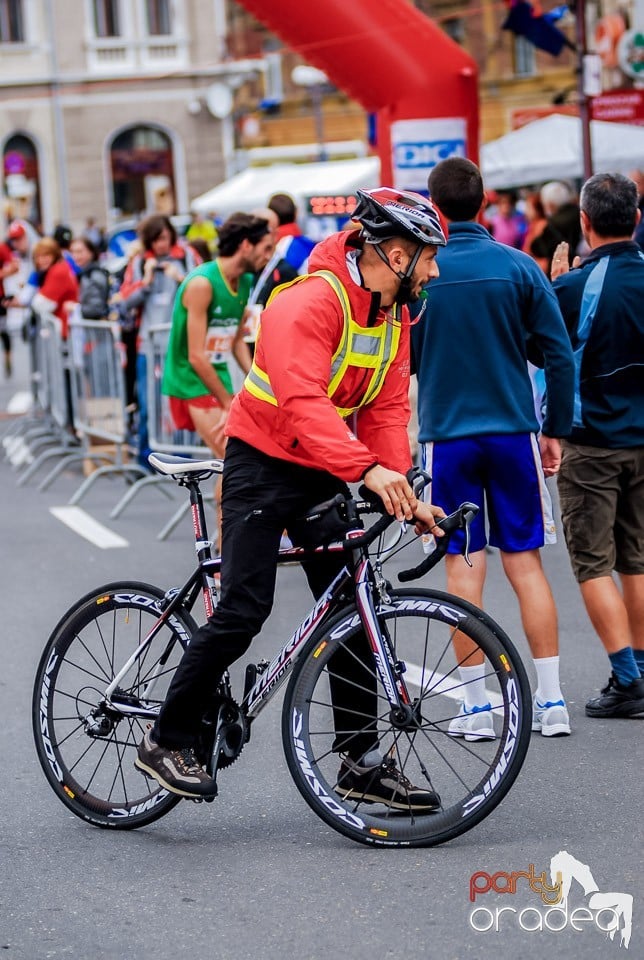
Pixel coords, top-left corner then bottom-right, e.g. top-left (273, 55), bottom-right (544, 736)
top-left (103, 475), bottom-right (413, 724)
top-left (243, 552), bottom-right (412, 720)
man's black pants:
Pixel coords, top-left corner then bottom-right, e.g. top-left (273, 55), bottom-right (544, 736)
top-left (154, 438), bottom-right (378, 760)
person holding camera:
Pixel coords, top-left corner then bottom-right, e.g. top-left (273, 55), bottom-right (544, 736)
top-left (119, 215), bottom-right (197, 466)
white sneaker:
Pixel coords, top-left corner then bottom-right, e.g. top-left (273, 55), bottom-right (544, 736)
top-left (532, 698), bottom-right (571, 737)
top-left (448, 702), bottom-right (496, 741)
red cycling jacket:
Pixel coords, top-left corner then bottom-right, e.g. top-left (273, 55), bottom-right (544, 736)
top-left (226, 230), bottom-right (413, 482)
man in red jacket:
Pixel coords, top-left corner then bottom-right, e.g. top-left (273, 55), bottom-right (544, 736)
top-left (137, 188), bottom-right (448, 804)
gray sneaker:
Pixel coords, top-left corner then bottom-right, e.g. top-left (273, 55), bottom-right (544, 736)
top-left (135, 730), bottom-right (218, 798)
top-left (532, 697), bottom-right (571, 736)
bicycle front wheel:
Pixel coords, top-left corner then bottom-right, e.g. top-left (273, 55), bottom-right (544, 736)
top-left (282, 588), bottom-right (531, 847)
top-left (33, 581), bottom-right (198, 829)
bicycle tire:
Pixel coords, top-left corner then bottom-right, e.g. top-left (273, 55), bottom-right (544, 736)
top-left (282, 588), bottom-right (531, 847)
top-left (33, 581), bottom-right (198, 829)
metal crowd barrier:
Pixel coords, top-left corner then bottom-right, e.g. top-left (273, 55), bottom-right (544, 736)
top-left (2, 312), bottom-right (52, 463)
top-left (110, 324), bottom-right (212, 539)
top-left (0, 311), bottom-right (48, 452)
top-left (13, 314), bottom-right (82, 483)
top-left (59, 315), bottom-right (151, 504)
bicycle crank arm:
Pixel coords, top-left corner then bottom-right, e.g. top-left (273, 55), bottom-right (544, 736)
top-left (208, 698), bottom-right (248, 778)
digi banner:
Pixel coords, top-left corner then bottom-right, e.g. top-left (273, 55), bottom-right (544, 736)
top-left (391, 118), bottom-right (467, 193)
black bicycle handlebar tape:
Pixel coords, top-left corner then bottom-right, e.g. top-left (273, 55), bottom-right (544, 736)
top-left (398, 502), bottom-right (480, 583)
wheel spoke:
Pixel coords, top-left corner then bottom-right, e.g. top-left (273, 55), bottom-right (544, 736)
top-left (325, 668), bottom-right (391, 707)
top-left (50, 718), bottom-right (86, 749)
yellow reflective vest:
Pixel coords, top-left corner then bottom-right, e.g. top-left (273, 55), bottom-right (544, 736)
top-left (243, 270), bottom-right (402, 418)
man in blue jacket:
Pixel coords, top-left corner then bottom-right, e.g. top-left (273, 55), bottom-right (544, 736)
top-left (551, 172), bottom-right (644, 719)
top-left (413, 157), bottom-right (575, 739)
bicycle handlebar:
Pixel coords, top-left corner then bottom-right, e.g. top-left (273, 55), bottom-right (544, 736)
top-left (332, 467), bottom-right (430, 550)
top-left (302, 470), bottom-right (479, 582)
top-left (397, 501), bottom-right (479, 582)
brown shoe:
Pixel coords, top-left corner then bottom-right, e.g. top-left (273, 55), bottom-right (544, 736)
top-left (135, 730), bottom-right (218, 798)
top-left (335, 755), bottom-right (440, 812)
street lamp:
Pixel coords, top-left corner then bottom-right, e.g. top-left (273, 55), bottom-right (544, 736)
top-left (291, 65), bottom-right (329, 162)
top-left (575, 0), bottom-right (594, 180)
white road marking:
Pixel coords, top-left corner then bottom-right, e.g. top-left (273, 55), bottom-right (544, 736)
top-left (3, 436), bottom-right (33, 466)
top-left (7, 391), bottom-right (33, 414)
top-left (405, 663), bottom-right (504, 709)
top-left (50, 506), bottom-right (129, 549)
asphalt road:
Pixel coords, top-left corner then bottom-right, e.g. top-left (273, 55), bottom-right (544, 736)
top-left (0, 338), bottom-right (641, 960)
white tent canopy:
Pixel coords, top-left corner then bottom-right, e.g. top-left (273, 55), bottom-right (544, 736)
top-left (480, 114), bottom-right (644, 189)
top-left (191, 156), bottom-right (381, 218)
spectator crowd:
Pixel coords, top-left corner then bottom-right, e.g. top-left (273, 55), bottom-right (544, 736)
top-left (2, 166), bottom-right (643, 728)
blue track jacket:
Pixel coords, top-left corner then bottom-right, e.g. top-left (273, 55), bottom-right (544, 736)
top-left (412, 222), bottom-right (574, 442)
top-left (552, 240), bottom-right (644, 448)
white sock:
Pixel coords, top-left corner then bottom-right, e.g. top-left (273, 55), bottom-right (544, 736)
top-left (457, 663), bottom-right (488, 709)
top-left (533, 656), bottom-right (563, 704)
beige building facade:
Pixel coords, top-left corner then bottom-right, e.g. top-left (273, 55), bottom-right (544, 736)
top-left (1, 0), bottom-right (240, 233)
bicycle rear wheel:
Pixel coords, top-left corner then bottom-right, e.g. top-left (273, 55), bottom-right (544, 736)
top-left (282, 588), bottom-right (531, 847)
top-left (33, 581), bottom-right (198, 829)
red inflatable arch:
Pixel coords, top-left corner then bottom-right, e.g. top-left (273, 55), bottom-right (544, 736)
top-left (236, 0), bottom-right (479, 190)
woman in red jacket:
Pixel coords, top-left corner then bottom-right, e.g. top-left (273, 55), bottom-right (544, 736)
top-left (30, 237), bottom-right (79, 433)
top-left (31, 237), bottom-right (79, 339)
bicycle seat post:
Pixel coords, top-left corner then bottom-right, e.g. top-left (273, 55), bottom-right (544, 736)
top-left (184, 476), bottom-right (213, 563)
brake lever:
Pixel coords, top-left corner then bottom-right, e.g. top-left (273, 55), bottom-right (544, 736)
top-left (461, 504), bottom-right (479, 567)
top-left (463, 519), bottom-right (472, 567)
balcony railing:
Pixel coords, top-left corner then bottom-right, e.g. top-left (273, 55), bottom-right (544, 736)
top-left (86, 37), bottom-right (188, 73)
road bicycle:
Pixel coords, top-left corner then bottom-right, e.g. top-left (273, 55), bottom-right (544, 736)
top-left (33, 452), bottom-right (532, 847)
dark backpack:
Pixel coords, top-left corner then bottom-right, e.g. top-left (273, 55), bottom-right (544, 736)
top-left (79, 264), bottom-right (111, 320)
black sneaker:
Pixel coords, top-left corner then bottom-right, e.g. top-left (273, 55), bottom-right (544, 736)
top-left (335, 755), bottom-right (440, 812)
top-left (585, 674), bottom-right (644, 719)
top-left (135, 730), bottom-right (218, 798)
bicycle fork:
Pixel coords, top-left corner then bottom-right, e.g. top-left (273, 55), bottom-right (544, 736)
top-left (354, 559), bottom-right (414, 725)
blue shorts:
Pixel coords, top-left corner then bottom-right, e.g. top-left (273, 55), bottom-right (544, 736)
top-left (421, 433), bottom-right (556, 554)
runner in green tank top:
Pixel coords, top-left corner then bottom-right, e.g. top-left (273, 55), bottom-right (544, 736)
top-left (163, 259), bottom-right (252, 399)
top-left (161, 213), bottom-right (274, 459)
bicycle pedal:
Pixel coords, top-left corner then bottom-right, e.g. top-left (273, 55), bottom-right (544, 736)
top-left (187, 792), bottom-right (217, 804)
